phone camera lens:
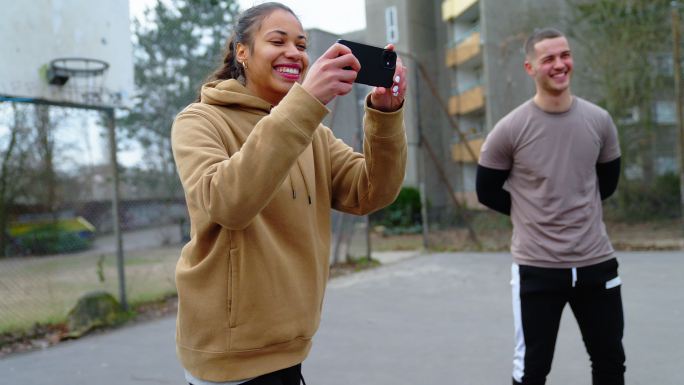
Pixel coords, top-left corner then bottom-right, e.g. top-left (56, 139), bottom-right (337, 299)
top-left (382, 50), bottom-right (397, 70)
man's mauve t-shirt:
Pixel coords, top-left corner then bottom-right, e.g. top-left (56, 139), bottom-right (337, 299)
top-left (479, 97), bottom-right (621, 268)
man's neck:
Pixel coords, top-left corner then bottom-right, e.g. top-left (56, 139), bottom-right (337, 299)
top-left (533, 89), bottom-right (573, 113)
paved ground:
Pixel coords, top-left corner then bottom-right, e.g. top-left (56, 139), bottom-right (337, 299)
top-left (92, 224), bottom-right (182, 255)
top-left (0, 251), bottom-right (682, 385)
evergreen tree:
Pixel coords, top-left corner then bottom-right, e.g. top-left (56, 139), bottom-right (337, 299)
top-left (122, 0), bottom-right (240, 197)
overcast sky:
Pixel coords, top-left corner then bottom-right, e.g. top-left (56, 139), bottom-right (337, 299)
top-left (129, 0), bottom-right (367, 35)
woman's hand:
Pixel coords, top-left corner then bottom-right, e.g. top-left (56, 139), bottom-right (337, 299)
top-left (369, 44), bottom-right (407, 112)
top-left (302, 43), bottom-right (360, 105)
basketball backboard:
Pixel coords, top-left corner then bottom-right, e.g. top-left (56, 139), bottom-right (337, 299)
top-left (0, 0), bottom-right (134, 109)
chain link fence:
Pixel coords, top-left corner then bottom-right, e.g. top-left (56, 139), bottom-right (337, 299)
top-left (1, 99), bottom-right (682, 336)
top-left (0, 103), bottom-right (184, 334)
top-left (0, 101), bottom-right (374, 336)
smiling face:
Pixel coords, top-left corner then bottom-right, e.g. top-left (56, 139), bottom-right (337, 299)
top-left (236, 9), bottom-right (309, 105)
top-left (524, 36), bottom-right (573, 97)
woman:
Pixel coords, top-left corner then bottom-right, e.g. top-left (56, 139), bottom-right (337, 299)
top-left (171, 2), bottom-right (408, 384)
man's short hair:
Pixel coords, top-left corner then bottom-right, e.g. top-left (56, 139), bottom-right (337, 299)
top-left (524, 28), bottom-right (565, 58)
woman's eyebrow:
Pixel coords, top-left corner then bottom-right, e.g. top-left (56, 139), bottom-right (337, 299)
top-left (265, 29), bottom-right (307, 41)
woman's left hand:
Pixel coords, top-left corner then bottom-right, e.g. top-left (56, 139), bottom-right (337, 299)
top-left (369, 44), bottom-right (407, 112)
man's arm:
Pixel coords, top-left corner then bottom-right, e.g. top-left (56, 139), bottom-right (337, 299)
top-left (596, 157), bottom-right (621, 200)
top-left (476, 165), bottom-right (511, 216)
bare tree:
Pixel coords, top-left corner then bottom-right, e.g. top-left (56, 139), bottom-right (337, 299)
top-left (566, 0), bottom-right (674, 216)
top-left (0, 104), bottom-right (32, 255)
top-left (34, 104), bottom-right (59, 216)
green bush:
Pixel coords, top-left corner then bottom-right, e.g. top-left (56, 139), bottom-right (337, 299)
top-left (12, 226), bottom-right (93, 255)
top-left (470, 210), bottom-right (512, 232)
top-left (605, 172), bottom-right (681, 222)
top-left (371, 186), bottom-right (422, 229)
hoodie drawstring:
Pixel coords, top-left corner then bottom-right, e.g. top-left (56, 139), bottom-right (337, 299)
top-left (288, 171), bottom-right (296, 199)
top-left (288, 161), bottom-right (311, 205)
top-left (296, 159), bottom-right (312, 205)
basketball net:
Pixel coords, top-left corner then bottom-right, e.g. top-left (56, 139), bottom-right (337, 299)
top-left (45, 58), bottom-right (122, 108)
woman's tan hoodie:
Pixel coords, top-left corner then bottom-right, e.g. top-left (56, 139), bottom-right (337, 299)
top-left (171, 79), bottom-right (407, 381)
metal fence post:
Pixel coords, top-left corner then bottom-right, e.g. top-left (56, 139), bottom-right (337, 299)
top-left (106, 108), bottom-right (127, 311)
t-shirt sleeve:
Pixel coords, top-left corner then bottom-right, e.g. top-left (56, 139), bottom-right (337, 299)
top-left (598, 112), bottom-right (621, 163)
top-left (479, 121), bottom-right (513, 170)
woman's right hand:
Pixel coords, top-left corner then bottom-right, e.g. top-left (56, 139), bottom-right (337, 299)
top-left (301, 43), bottom-right (360, 105)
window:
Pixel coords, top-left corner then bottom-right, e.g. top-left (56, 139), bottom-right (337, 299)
top-left (652, 53), bottom-right (674, 76)
top-left (655, 100), bottom-right (676, 124)
top-left (617, 106), bottom-right (639, 125)
top-left (385, 6), bottom-right (399, 44)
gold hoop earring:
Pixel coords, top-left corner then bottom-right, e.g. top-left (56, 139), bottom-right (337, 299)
top-left (241, 60), bottom-right (248, 70)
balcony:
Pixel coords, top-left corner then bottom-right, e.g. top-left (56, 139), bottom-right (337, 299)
top-left (442, 0), bottom-right (478, 21)
top-left (451, 138), bottom-right (484, 163)
top-left (446, 30), bottom-right (481, 67)
top-left (448, 85), bottom-right (485, 115)
top-left (451, 137), bottom-right (484, 163)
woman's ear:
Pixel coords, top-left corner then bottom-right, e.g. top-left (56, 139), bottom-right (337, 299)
top-left (236, 42), bottom-right (249, 64)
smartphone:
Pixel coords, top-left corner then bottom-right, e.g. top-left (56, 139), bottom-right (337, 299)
top-left (337, 39), bottom-right (397, 88)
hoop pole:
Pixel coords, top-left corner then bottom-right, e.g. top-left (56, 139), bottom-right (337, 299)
top-left (106, 108), bottom-right (128, 311)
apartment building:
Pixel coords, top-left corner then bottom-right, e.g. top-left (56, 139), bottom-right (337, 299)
top-left (444, 0), bottom-right (679, 186)
top-left (357, 0), bottom-right (565, 209)
top-left (310, 0), bottom-right (575, 214)
top-left (364, 0), bottom-right (459, 213)
top-left (442, 0), bottom-right (568, 205)
top-left (314, 0), bottom-right (677, 219)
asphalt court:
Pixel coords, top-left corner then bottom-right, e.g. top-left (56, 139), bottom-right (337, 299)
top-left (1, 251), bottom-right (681, 385)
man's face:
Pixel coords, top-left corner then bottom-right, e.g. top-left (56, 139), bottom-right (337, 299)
top-left (524, 36), bottom-right (573, 96)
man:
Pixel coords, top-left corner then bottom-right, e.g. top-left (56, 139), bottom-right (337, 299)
top-left (476, 28), bottom-right (625, 385)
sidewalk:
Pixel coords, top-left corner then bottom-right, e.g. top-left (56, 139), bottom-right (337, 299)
top-left (369, 250), bottom-right (421, 265)
top-left (1, 251), bottom-right (682, 384)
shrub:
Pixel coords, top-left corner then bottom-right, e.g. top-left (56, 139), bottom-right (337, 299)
top-left (604, 172), bottom-right (681, 222)
top-left (371, 186), bottom-right (422, 229)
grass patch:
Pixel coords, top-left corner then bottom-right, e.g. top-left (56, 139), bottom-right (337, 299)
top-left (0, 246), bottom-right (179, 335)
top-left (329, 256), bottom-right (381, 278)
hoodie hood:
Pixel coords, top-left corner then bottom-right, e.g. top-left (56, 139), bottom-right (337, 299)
top-left (200, 79), bottom-right (273, 114)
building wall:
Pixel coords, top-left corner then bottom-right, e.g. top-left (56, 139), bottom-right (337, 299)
top-left (481, 0), bottom-right (568, 130)
top-left (363, 0), bottom-right (460, 211)
top-left (419, 0), bottom-right (464, 210)
top-left (365, 0), bottom-right (418, 189)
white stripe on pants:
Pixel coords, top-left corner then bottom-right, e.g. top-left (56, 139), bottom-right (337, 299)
top-left (511, 263), bottom-right (525, 383)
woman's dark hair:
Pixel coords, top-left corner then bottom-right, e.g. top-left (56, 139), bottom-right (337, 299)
top-left (196, 2), bottom-right (299, 101)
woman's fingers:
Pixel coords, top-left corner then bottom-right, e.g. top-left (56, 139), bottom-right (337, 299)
top-left (302, 43), bottom-right (361, 104)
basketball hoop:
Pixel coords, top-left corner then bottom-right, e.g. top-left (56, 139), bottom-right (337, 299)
top-left (46, 57), bottom-right (112, 107)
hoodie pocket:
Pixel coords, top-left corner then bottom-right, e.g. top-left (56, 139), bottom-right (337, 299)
top-left (228, 248), bottom-right (238, 328)
top-left (228, 252), bottom-right (319, 352)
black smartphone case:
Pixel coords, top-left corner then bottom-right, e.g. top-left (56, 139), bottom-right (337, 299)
top-left (337, 39), bottom-right (396, 88)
